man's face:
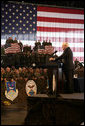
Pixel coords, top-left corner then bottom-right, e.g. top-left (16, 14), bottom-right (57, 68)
top-left (6, 67), bottom-right (10, 72)
top-left (29, 68), bottom-right (33, 73)
top-left (62, 45), bottom-right (66, 50)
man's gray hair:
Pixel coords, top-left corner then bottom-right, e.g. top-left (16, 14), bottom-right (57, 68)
top-left (62, 42), bottom-right (69, 47)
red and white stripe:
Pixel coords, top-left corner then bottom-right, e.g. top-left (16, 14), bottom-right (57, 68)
top-left (38, 46), bottom-right (54, 54)
top-left (5, 43), bottom-right (21, 54)
top-left (37, 6), bottom-right (84, 62)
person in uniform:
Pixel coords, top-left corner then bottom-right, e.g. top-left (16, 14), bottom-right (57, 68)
top-left (16, 67), bottom-right (28, 103)
top-left (1, 67), bottom-right (6, 102)
top-left (34, 68), bottom-right (46, 93)
top-left (4, 67), bottom-right (14, 82)
top-left (21, 67), bottom-right (29, 82)
top-left (50, 42), bottom-right (74, 93)
top-left (27, 67), bottom-right (35, 80)
top-left (18, 67), bottom-right (25, 84)
top-left (42, 68), bottom-right (48, 93)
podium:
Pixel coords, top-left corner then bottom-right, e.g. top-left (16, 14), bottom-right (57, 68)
top-left (38, 61), bottom-right (63, 96)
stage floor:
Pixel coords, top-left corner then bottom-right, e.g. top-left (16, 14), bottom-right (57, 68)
top-left (1, 93), bottom-right (84, 125)
top-left (60, 92), bottom-right (84, 100)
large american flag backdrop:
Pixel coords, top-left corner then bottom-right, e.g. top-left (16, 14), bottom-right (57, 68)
top-left (1, 1), bottom-right (84, 61)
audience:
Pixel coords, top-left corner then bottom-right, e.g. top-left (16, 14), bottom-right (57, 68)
top-left (1, 66), bottom-right (48, 97)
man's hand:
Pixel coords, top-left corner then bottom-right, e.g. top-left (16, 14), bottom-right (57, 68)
top-left (49, 57), bottom-right (55, 61)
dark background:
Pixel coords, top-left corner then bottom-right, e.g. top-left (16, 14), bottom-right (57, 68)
top-left (1, 0), bottom-right (84, 8)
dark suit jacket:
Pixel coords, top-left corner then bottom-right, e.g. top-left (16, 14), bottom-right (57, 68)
top-left (55, 47), bottom-right (74, 71)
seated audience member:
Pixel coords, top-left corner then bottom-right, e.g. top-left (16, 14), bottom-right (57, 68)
top-left (18, 67), bottom-right (23, 80)
top-left (13, 69), bottom-right (20, 81)
top-left (4, 67), bottom-right (14, 82)
top-left (1, 67), bottom-right (6, 82)
top-left (1, 67), bottom-right (6, 102)
top-left (34, 68), bottom-right (47, 93)
top-left (27, 67), bottom-right (35, 80)
top-left (22, 67), bottom-right (29, 82)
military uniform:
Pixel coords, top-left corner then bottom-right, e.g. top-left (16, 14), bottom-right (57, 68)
top-left (15, 54), bottom-right (20, 68)
top-left (27, 68), bottom-right (35, 80)
top-left (34, 68), bottom-right (47, 94)
top-left (16, 69), bottom-right (28, 103)
top-left (5, 70), bottom-right (14, 82)
top-left (20, 53), bottom-right (25, 67)
top-left (1, 72), bottom-right (6, 102)
top-left (41, 69), bottom-right (48, 93)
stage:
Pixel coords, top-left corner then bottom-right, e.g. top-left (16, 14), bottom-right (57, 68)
top-left (1, 93), bottom-right (84, 125)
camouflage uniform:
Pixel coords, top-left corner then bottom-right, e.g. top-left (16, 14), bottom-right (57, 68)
top-left (41, 69), bottom-right (48, 93)
top-left (27, 68), bottom-right (35, 80)
top-left (34, 68), bottom-right (46, 94)
top-left (1, 71), bottom-right (6, 102)
top-left (5, 70), bottom-right (14, 82)
top-left (16, 68), bottom-right (28, 103)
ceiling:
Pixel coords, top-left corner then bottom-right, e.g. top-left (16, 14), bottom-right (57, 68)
top-left (2, 0), bottom-right (84, 9)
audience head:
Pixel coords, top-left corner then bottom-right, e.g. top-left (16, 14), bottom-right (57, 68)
top-left (1, 67), bottom-right (5, 74)
top-left (29, 67), bottom-right (34, 73)
top-left (43, 68), bottom-right (47, 73)
top-left (6, 67), bottom-right (10, 72)
top-left (19, 67), bottom-right (22, 72)
top-left (35, 68), bottom-right (40, 73)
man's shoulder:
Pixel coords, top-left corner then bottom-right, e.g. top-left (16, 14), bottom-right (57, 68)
top-left (65, 47), bottom-right (72, 52)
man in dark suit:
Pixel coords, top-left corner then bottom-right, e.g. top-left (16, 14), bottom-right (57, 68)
top-left (50, 42), bottom-right (74, 93)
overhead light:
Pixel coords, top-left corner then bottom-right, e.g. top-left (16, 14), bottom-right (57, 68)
top-left (22, 1), bottom-right (24, 3)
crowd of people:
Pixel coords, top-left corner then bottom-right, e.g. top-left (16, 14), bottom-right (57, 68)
top-left (1, 51), bottom-right (49, 68)
top-left (1, 66), bottom-right (48, 103)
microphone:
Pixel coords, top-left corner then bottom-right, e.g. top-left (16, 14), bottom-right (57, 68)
top-left (52, 50), bottom-right (57, 55)
top-left (54, 51), bottom-right (57, 53)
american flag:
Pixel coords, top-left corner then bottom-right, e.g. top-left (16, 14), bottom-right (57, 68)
top-left (4, 43), bottom-right (21, 54)
top-left (45, 46), bottom-right (54, 54)
top-left (1, 2), bottom-right (84, 61)
top-left (1, 2), bottom-right (37, 41)
top-left (37, 6), bottom-right (84, 61)
top-left (38, 46), bottom-right (54, 54)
